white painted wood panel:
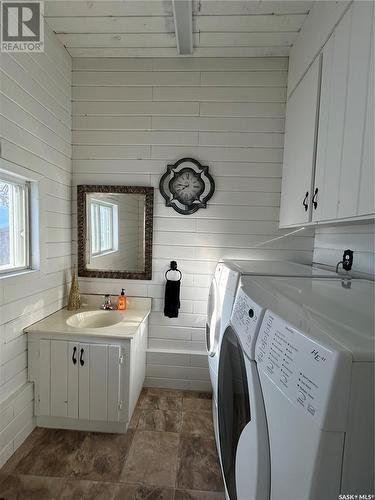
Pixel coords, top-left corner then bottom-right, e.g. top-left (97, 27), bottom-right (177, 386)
top-left (67, 342), bottom-right (79, 419)
top-left (199, 33), bottom-right (296, 48)
top-left (73, 101), bottom-right (199, 117)
top-left (73, 57), bottom-right (288, 72)
top-left (288, 1), bottom-right (350, 95)
top-left (150, 117), bottom-right (285, 133)
top-left (47, 16), bottom-right (176, 34)
top-left (196, 1), bottom-right (313, 16)
top-left (73, 71), bottom-right (200, 86)
top-left (313, 223), bottom-right (375, 276)
top-left (312, 16), bottom-right (350, 221)
top-left (312, 2), bottom-right (374, 223)
top-left (73, 130), bottom-right (198, 146)
top-left (196, 14), bottom-right (306, 32)
top-left (45, 2), bottom-right (309, 59)
top-left (0, 53), bottom-right (70, 128)
top-left (60, 33), bottom-right (195, 49)
top-left (89, 344), bottom-right (108, 421)
top-left (338, 2), bottom-right (374, 219)
top-left (72, 56), bottom-right (314, 390)
top-left (78, 344), bottom-right (90, 420)
top-left (153, 86), bottom-right (286, 102)
top-left (199, 102), bottom-right (285, 118)
top-left (72, 86), bottom-right (152, 102)
top-left (358, 32), bottom-right (374, 217)
top-left (279, 57), bottom-right (321, 226)
top-left (45, 1), bottom-right (171, 17)
top-left (107, 345), bottom-right (121, 422)
top-left (38, 340), bottom-right (51, 416)
top-left (50, 340), bottom-right (68, 418)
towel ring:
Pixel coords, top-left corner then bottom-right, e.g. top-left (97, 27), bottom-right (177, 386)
top-left (165, 261), bottom-right (182, 281)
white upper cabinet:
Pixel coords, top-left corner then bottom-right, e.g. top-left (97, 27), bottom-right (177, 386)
top-left (281, 2), bottom-right (374, 228)
top-left (313, 9), bottom-right (352, 222)
top-left (279, 57), bottom-right (321, 227)
top-left (338, 2), bottom-right (374, 219)
top-left (358, 33), bottom-right (374, 217)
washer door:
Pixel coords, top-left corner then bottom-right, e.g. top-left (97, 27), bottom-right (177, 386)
top-left (218, 325), bottom-right (270, 500)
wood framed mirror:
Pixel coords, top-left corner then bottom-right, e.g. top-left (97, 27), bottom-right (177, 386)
top-left (77, 185), bottom-right (153, 280)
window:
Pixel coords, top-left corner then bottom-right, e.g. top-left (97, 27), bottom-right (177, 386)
top-left (90, 199), bottom-right (118, 257)
top-left (0, 173), bottom-right (30, 274)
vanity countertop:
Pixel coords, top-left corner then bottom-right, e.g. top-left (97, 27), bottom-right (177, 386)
top-left (25, 296), bottom-right (151, 340)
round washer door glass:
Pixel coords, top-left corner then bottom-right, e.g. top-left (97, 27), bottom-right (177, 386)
top-left (218, 326), bottom-right (251, 500)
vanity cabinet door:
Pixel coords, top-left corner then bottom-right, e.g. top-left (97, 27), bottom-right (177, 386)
top-left (78, 342), bottom-right (122, 422)
top-left (49, 340), bottom-right (79, 418)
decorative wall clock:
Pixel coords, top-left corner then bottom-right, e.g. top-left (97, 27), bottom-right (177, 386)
top-left (159, 158), bottom-right (215, 215)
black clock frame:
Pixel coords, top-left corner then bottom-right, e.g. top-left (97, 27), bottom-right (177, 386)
top-left (159, 157), bottom-right (215, 215)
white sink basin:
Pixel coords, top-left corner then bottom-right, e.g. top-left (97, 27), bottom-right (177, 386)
top-left (67, 310), bottom-right (123, 329)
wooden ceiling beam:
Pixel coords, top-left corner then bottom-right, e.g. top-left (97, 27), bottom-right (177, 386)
top-left (172, 0), bottom-right (193, 55)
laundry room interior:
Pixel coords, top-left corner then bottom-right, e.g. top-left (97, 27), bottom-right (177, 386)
top-left (0, 0), bottom-right (374, 499)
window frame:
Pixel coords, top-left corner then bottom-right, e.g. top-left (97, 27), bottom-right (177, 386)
top-left (89, 198), bottom-right (119, 259)
top-left (0, 171), bottom-right (31, 276)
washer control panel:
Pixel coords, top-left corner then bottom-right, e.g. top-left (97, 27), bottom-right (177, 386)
top-left (231, 288), bottom-right (264, 360)
top-left (255, 310), bottom-right (341, 427)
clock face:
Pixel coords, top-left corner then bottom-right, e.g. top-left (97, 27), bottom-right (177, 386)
top-left (159, 158), bottom-right (215, 215)
top-left (170, 168), bottom-right (205, 204)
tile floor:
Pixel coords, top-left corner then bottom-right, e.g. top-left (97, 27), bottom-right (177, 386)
top-left (0, 388), bottom-right (225, 499)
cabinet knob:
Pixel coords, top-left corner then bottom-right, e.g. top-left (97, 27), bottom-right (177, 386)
top-left (302, 192), bottom-right (309, 211)
top-left (312, 187), bottom-right (318, 210)
top-left (80, 348), bottom-right (85, 366)
top-left (72, 346), bottom-right (77, 365)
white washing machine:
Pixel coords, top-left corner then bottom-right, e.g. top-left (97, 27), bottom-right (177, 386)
top-left (217, 288), bottom-right (270, 500)
top-left (218, 276), bottom-right (374, 500)
top-left (206, 260), bottom-right (337, 447)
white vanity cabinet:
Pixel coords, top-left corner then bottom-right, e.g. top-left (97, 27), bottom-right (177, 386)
top-left (27, 299), bottom-right (150, 433)
top-left (31, 340), bottom-right (124, 423)
top-left (280, 2), bottom-right (374, 228)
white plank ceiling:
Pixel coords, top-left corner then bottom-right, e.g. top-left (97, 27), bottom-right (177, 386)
top-left (44, 0), bottom-right (314, 57)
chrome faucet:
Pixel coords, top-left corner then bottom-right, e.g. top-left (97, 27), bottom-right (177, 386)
top-left (101, 294), bottom-right (115, 310)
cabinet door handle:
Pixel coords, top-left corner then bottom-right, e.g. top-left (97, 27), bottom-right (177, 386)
top-left (312, 187), bottom-right (318, 210)
top-left (302, 191), bottom-right (309, 211)
top-left (80, 348), bottom-right (85, 366)
top-left (72, 346), bottom-right (77, 365)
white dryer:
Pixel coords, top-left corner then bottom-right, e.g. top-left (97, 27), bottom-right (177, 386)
top-left (219, 276), bottom-right (374, 500)
top-left (206, 260), bottom-right (337, 445)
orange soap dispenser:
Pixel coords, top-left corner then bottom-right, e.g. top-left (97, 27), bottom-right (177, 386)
top-left (117, 288), bottom-right (127, 310)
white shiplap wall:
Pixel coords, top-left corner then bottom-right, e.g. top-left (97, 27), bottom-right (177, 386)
top-left (313, 222), bottom-right (375, 276)
top-left (0, 23), bottom-right (72, 466)
top-left (72, 56), bottom-right (314, 390)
